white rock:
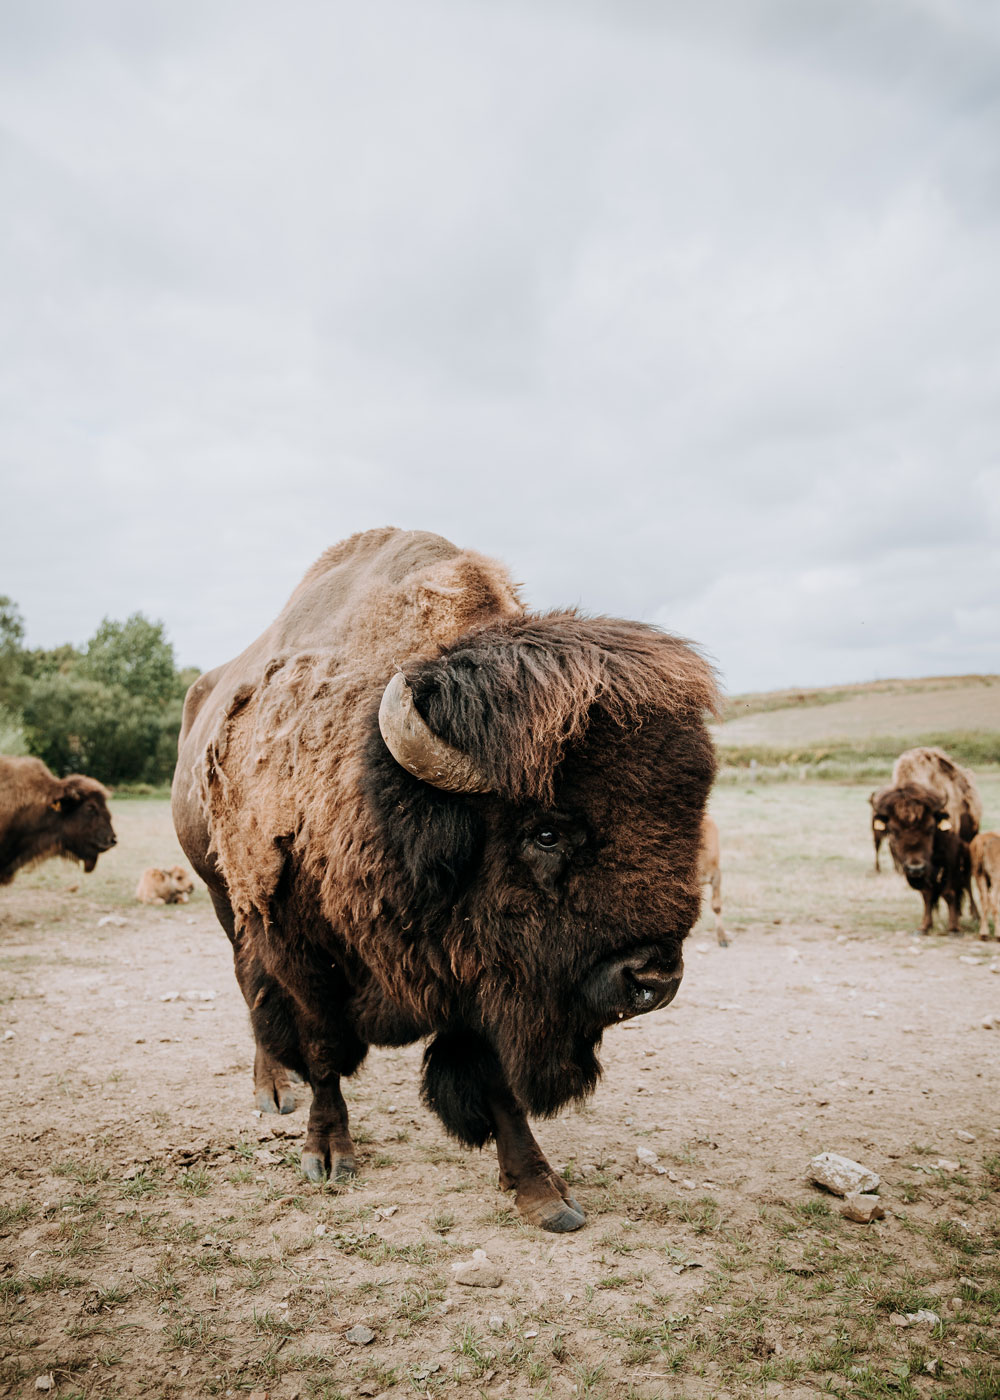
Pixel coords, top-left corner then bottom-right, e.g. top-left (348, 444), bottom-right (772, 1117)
top-left (345, 1324), bottom-right (375, 1345)
top-left (955, 1130), bottom-right (975, 1143)
top-left (809, 1152), bottom-right (880, 1197)
top-left (97, 915), bottom-right (128, 928)
top-left (636, 1146), bottom-right (667, 1174)
top-left (840, 1194), bottom-right (886, 1223)
top-left (452, 1249), bottom-right (503, 1288)
top-left (35, 1378), bottom-right (55, 1393)
top-left (932, 1159), bottom-right (961, 1173)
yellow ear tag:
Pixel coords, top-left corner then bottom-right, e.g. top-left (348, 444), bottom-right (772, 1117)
top-left (49, 799), bottom-right (62, 812)
top-left (937, 818), bottom-right (952, 831)
top-left (872, 818), bottom-right (886, 831)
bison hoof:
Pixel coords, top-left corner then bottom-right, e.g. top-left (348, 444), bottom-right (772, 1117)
top-left (536, 1201), bottom-right (587, 1233)
top-left (301, 1150), bottom-right (357, 1185)
top-left (301, 1151), bottom-right (328, 1183)
top-left (255, 1083), bottom-right (297, 1115)
top-left (716, 934), bottom-right (730, 949)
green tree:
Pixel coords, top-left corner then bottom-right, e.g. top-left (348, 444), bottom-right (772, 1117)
top-left (0, 595), bottom-right (27, 711)
top-left (79, 613), bottom-right (177, 704)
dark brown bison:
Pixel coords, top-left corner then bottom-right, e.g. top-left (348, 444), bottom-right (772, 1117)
top-left (870, 781), bottom-right (976, 934)
top-left (971, 832), bottom-right (1000, 941)
top-left (1, 755), bottom-right (117, 885)
top-left (870, 747), bottom-right (980, 874)
top-left (172, 528), bottom-right (717, 1232)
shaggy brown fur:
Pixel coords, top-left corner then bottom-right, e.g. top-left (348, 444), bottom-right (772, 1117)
top-left (136, 865), bottom-right (195, 905)
top-left (0, 755), bottom-right (116, 885)
top-left (970, 832), bottom-right (1000, 941)
top-left (871, 781), bottom-right (976, 934)
top-left (890, 747), bottom-right (981, 843)
top-left (173, 528), bottom-right (718, 1232)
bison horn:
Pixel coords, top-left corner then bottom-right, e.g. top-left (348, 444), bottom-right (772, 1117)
top-left (378, 671), bottom-right (492, 794)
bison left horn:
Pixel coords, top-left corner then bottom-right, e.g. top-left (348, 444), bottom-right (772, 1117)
top-left (378, 671), bottom-right (492, 794)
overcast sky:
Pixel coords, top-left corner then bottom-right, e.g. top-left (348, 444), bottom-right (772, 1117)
top-left (2, 0), bottom-right (998, 694)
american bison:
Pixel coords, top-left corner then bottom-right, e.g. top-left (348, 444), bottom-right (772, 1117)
top-left (871, 780), bottom-right (976, 934)
top-left (697, 815), bottom-right (727, 946)
top-left (0, 755), bottom-right (116, 885)
top-left (173, 528), bottom-right (717, 1231)
top-left (136, 865), bottom-right (195, 905)
top-left (870, 747), bottom-right (980, 874)
top-left (970, 832), bottom-right (1000, 941)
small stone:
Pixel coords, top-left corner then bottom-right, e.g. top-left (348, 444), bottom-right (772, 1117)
top-left (840, 1193), bottom-right (885, 1223)
top-left (636, 1146), bottom-right (666, 1174)
top-left (254, 1149), bottom-right (282, 1165)
top-left (314, 1224), bottom-right (328, 1237)
top-left (97, 914), bottom-right (128, 927)
top-left (925, 1359), bottom-right (940, 1376)
top-left (890, 1313), bottom-right (910, 1327)
top-left (982, 1016), bottom-right (995, 1029)
top-left (809, 1152), bottom-right (880, 1197)
top-left (955, 1130), bottom-right (975, 1143)
top-left (358, 1384), bottom-right (380, 1398)
top-left (907, 1309), bottom-right (941, 1327)
top-left (345, 1324), bottom-right (376, 1345)
top-left (35, 1379), bottom-right (55, 1393)
top-left (932, 1159), bottom-right (961, 1173)
top-left (452, 1248), bottom-right (503, 1288)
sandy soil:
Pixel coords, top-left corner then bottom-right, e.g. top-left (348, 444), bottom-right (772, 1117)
top-left (1, 790), bottom-right (999, 1400)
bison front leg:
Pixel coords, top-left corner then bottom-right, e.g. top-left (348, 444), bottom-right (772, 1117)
top-left (422, 1031), bottom-right (585, 1233)
top-left (301, 1069), bottom-right (358, 1184)
top-left (918, 888), bottom-right (935, 934)
top-left (709, 870), bottom-right (727, 948)
top-left (488, 1090), bottom-right (586, 1233)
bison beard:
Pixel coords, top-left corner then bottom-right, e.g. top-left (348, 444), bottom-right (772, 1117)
top-left (173, 529), bottom-right (717, 1232)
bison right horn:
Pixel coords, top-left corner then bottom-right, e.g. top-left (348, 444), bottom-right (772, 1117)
top-left (378, 671), bottom-right (492, 794)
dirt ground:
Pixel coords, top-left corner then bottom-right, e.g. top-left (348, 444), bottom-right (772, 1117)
top-left (2, 781), bottom-right (999, 1400)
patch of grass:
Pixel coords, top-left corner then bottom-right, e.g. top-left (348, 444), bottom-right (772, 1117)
top-left (0, 1202), bottom-right (35, 1231)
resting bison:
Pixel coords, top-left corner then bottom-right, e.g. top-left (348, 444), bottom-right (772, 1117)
top-left (870, 780), bottom-right (976, 934)
top-left (136, 865), bottom-right (195, 905)
top-left (971, 833), bottom-right (1000, 941)
top-left (173, 528), bottom-right (717, 1232)
top-left (0, 755), bottom-right (116, 885)
top-left (697, 815), bottom-right (727, 946)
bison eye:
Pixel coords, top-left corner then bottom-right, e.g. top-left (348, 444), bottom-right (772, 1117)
top-left (534, 829), bottom-right (560, 850)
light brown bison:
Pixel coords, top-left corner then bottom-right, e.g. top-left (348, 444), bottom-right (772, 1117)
top-left (172, 528), bottom-right (717, 1232)
top-left (136, 865), bottom-right (195, 905)
top-left (0, 755), bottom-right (116, 885)
top-left (697, 815), bottom-right (727, 946)
top-left (970, 832), bottom-right (1000, 941)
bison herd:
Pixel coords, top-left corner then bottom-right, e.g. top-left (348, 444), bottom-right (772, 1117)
top-left (1, 528), bottom-right (997, 1231)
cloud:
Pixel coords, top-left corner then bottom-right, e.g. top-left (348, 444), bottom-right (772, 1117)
top-left (1, 0), bottom-right (997, 691)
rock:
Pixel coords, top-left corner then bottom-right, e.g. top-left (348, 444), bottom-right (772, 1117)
top-left (35, 1378), bottom-right (55, 1393)
top-left (636, 1146), bottom-right (666, 1175)
top-left (254, 1149), bottom-right (282, 1165)
top-left (840, 1194), bottom-right (885, 1223)
top-left (345, 1324), bottom-right (376, 1345)
top-left (452, 1249), bottom-right (503, 1288)
top-left (808, 1152), bottom-right (880, 1197)
top-left (982, 1016), bottom-right (995, 1029)
top-left (908, 1310), bottom-right (941, 1328)
top-left (932, 1159), bottom-right (961, 1173)
top-left (955, 1130), bottom-right (975, 1143)
top-left (97, 914), bottom-right (128, 928)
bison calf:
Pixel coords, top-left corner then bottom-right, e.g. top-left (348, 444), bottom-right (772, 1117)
top-left (136, 865), bottom-right (195, 905)
top-left (697, 815), bottom-right (727, 946)
top-left (1, 755), bottom-right (116, 885)
top-left (971, 832), bottom-right (1000, 941)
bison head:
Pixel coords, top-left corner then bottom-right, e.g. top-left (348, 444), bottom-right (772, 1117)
top-left (872, 782), bottom-right (951, 887)
top-left (363, 612), bottom-right (716, 1134)
top-left (54, 776), bottom-right (117, 872)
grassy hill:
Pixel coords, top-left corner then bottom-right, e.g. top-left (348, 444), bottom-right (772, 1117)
top-left (712, 673), bottom-right (1000, 781)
